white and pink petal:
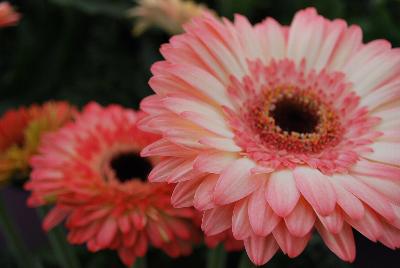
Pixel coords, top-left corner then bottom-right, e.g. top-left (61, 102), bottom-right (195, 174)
top-left (294, 167), bottom-right (337, 216)
top-left (316, 221), bottom-right (356, 262)
top-left (244, 235), bottom-right (279, 266)
top-left (248, 182), bottom-right (281, 236)
top-left (213, 158), bottom-right (258, 205)
top-left (266, 169), bottom-right (300, 217)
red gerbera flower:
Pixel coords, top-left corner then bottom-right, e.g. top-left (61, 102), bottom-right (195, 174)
top-left (0, 101), bottom-right (75, 185)
top-left (25, 102), bottom-right (201, 266)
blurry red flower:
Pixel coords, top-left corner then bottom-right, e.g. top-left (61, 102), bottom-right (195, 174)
top-left (25, 102), bottom-right (201, 266)
top-left (0, 2), bottom-right (21, 28)
top-left (0, 101), bottom-right (75, 185)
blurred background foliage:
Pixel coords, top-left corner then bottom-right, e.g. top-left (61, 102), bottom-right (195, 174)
top-left (0, 0), bottom-right (399, 267)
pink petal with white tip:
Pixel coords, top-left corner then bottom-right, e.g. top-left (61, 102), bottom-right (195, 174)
top-left (334, 174), bottom-right (395, 222)
top-left (199, 136), bottom-right (242, 152)
top-left (165, 159), bottom-right (202, 183)
top-left (294, 166), bottom-right (337, 216)
top-left (361, 80), bottom-right (400, 111)
top-left (187, 25), bottom-right (246, 82)
top-left (347, 49), bottom-right (400, 96)
top-left (316, 221), bottom-right (356, 262)
top-left (171, 177), bottom-right (203, 208)
top-left (181, 111), bottom-right (234, 138)
top-left (168, 64), bottom-right (233, 108)
top-left (232, 198), bottom-right (252, 240)
top-left (233, 14), bottom-right (263, 60)
top-left (194, 174), bottom-right (219, 210)
top-left (287, 8), bottom-right (326, 68)
top-left (148, 158), bottom-right (187, 182)
top-left (162, 96), bottom-right (233, 137)
top-left (313, 19), bottom-right (347, 71)
top-left (342, 39), bottom-right (390, 78)
top-left (355, 174), bottom-right (400, 204)
top-left (255, 18), bottom-right (286, 61)
top-left (345, 207), bottom-right (384, 242)
top-left (364, 142), bottom-right (400, 166)
top-left (202, 205), bottom-right (233, 236)
top-left (272, 222), bottom-right (311, 258)
top-left (266, 169), bottom-right (300, 217)
top-left (391, 204), bottom-right (400, 229)
top-left (329, 178), bottom-right (365, 220)
top-left (328, 25), bottom-right (362, 70)
top-left (379, 222), bottom-right (400, 249)
top-left (317, 207), bottom-right (344, 234)
top-left (165, 127), bottom-right (212, 149)
top-left (139, 95), bottom-right (167, 114)
top-left (213, 158), bottom-right (258, 205)
top-left (284, 199), bottom-right (316, 237)
top-left (351, 159), bottom-right (400, 180)
top-left (193, 151), bottom-right (238, 174)
top-left (248, 182), bottom-right (280, 236)
top-left (141, 138), bottom-right (196, 157)
top-left (244, 235), bottom-right (279, 266)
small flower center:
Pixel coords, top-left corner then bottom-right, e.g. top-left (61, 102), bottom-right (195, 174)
top-left (270, 97), bottom-right (319, 134)
top-left (110, 152), bottom-right (152, 182)
top-left (249, 87), bottom-right (342, 154)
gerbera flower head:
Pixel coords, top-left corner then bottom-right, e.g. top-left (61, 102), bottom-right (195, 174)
top-left (0, 101), bottom-right (75, 185)
top-left (140, 8), bottom-right (400, 265)
top-left (128, 0), bottom-right (212, 35)
top-left (25, 102), bottom-right (201, 266)
top-left (0, 2), bottom-right (21, 28)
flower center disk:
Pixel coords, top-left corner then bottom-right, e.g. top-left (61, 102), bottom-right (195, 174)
top-left (110, 152), bottom-right (152, 182)
top-left (270, 97), bottom-right (319, 134)
top-left (250, 87), bottom-right (343, 154)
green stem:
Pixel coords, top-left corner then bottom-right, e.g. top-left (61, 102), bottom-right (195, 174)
top-left (207, 244), bottom-right (227, 268)
top-left (132, 256), bottom-right (147, 268)
top-left (0, 196), bottom-right (42, 268)
top-left (37, 207), bottom-right (81, 268)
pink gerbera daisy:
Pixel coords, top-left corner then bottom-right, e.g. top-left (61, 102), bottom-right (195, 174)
top-left (139, 8), bottom-right (400, 265)
top-left (25, 102), bottom-right (201, 266)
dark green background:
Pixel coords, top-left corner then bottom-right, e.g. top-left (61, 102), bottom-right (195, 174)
top-left (0, 0), bottom-right (399, 267)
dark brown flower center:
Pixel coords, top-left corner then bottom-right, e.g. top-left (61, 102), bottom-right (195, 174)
top-left (248, 86), bottom-right (343, 154)
top-left (270, 97), bottom-right (320, 134)
top-left (110, 152), bottom-right (152, 182)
